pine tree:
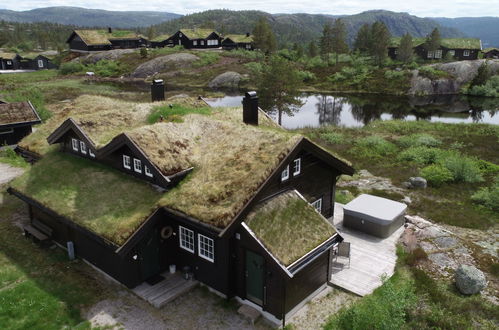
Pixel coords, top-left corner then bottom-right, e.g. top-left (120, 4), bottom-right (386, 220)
top-left (146, 26), bottom-right (156, 41)
top-left (331, 18), bottom-right (349, 65)
top-left (426, 28), bottom-right (441, 51)
top-left (319, 23), bottom-right (334, 63)
top-left (308, 40), bottom-right (318, 58)
top-left (370, 22), bottom-right (391, 65)
top-left (253, 17), bottom-right (277, 54)
top-left (353, 24), bottom-right (371, 54)
top-left (397, 33), bottom-right (414, 63)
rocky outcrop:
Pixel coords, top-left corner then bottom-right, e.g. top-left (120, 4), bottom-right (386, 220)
top-left (131, 53), bottom-right (199, 78)
top-left (455, 265), bottom-right (487, 295)
top-left (208, 71), bottom-right (243, 89)
top-left (74, 49), bottom-right (137, 64)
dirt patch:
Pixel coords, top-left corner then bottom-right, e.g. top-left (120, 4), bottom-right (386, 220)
top-left (0, 163), bottom-right (24, 185)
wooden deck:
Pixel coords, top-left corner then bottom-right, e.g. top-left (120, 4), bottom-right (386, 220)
top-left (132, 271), bottom-right (198, 308)
top-left (329, 203), bottom-right (405, 296)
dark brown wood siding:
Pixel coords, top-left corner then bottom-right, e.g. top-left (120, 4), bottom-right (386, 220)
top-left (0, 125), bottom-right (32, 145)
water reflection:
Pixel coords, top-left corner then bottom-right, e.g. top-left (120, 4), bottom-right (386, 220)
top-left (205, 93), bottom-right (499, 128)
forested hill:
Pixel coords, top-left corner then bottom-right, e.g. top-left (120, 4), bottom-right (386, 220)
top-left (151, 9), bottom-right (464, 45)
top-left (431, 17), bottom-right (499, 48)
top-left (0, 6), bottom-right (181, 28)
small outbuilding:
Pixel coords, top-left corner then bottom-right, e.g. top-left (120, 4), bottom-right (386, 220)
top-left (483, 48), bottom-right (499, 59)
top-left (222, 33), bottom-right (254, 50)
top-left (0, 101), bottom-right (41, 145)
top-left (0, 53), bottom-right (22, 70)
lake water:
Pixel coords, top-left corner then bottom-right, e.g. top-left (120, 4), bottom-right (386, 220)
top-left (205, 94), bottom-right (499, 129)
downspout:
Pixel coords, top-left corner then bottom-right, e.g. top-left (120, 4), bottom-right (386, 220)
top-left (282, 278), bottom-right (286, 328)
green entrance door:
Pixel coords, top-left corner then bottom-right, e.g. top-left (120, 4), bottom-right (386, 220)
top-left (139, 228), bottom-right (160, 280)
top-left (246, 250), bottom-right (265, 305)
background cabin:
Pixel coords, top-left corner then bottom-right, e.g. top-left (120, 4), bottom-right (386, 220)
top-left (0, 53), bottom-right (22, 70)
top-left (67, 28), bottom-right (147, 52)
top-left (0, 101), bottom-right (41, 145)
top-left (483, 48), bottom-right (499, 59)
top-left (163, 29), bottom-right (223, 49)
top-left (19, 55), bottom-right (57, 70)
top-left (388, 37), bottom-right (482, 61)
top-left (222, 33), bottom-right (254, 50)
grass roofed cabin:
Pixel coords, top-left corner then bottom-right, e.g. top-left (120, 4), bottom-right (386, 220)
top-left (389, 37), bottom-right (482, 60)
top-left (9, 94), bottom-right (353, 322)
top-left (67, 29), bottom-right (147, 52)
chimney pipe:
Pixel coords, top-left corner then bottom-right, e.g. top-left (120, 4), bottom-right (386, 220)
top-left (151, 79), bottom-right (165, 102)
top-left (108, 27), bottom-right (112, 34)
top-left (242, 91), bottom-right (258, 125)
top-left (246, 32), bottom-right (250, 37)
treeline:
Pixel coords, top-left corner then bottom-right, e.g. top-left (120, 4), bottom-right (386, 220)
top-left (0, 21), bottom-right (75, 51)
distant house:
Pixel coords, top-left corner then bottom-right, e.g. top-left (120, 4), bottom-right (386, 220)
top-left (67, 28), bottom-right (148, 52)
top-left (483, 48), bottom-right (499, 59)
top-left (0, 53), bottom-right (56, 71)
top-left (388, 37), bottom-right (482, 61)
top-left (0, 101), bottom-right (41, 145)
top-left (0, 53), bottom-right (22, 70)
top-left (222, 33), bottom-right (254, 50)
top-left (157, 29), bottom-right (223, 49)
top-left (9, 93), bottom-right (354, 325)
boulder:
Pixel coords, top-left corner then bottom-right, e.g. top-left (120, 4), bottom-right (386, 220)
top-left (455, 265), bottom-right (487, 295)
top-left (131, 53), bottom-right (199, 78)
top-left (208, 71), bottom-right (243, 89)
top-left (409, 177), bottom-right (427, 189)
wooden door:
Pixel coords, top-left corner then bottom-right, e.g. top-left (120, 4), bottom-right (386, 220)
top-left (246, 250), bottom-right (265, 305)
top-left (139, 228), bottom-right (160, 281)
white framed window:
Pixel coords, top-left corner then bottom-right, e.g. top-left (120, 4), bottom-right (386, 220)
top-left (435, 50), bottom-right (442, 59)
top-left (6, 60), bottom-right (12, 65)
top-left (463, 50), bottom-right (470, 57)
top-left (311, 198), bottom-right (322, 213)
top-left (71, 138), bottom-right (79, 152)
top-left (394, 49), bottom-right (398, 54)
top-left (123, 155), bottom-right (131, 169)
top-left (293, 158), bottom-right (301, 176)
top-left (80, 141), bottom-right (87, 154)
top-left (133, 158), bottom-right (142, 173)
top-left (145, 165), bottom-right (153, 178)
top-left (193, 40), bottom-right (198, 46)
top-left (281, 165), bottom-right (289, 182)
top-left (246, 44), bottom-right (251, 49)
top-left (449, 50), bottom-right (455, 57)
top-left (198, 234), bottom-right (214, 262)
top-left (427, 51), bottom-right (434, 59)
top-left (207, 39), bottom-right (218, 46)
top-left (37, 60), bottom-right (44, 68)
top-left (0, 128), bottom-right (14, 134)
top-left (179, 226), bottom-right (194, 253)
top-left (200, 40), bottom-right (204, 45)
top-left (89, 149), bottom-right (95, 158)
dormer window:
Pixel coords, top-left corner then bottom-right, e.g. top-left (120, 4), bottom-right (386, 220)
top-left (123, 155), bottom-right (131, 169)
top-left (293, 158), bottom-right (301, 176)
top-left (134, 158), bottom-right (142, 173)
top-left (80, 141), bottom-right (87, 155)
top-left (281, 165), bottom-right (289, 182)
top-left (145, 165), bottom-right (153, 178)
top-left (89, 149), bottom-right (95, 158)
top-left (71, 138), bottom-right (79, 152)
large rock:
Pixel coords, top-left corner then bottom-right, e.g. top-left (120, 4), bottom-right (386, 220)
top-left (208, 71), bottom-right (243, 89)
top-left (455, 265), bottom-right (487, 295)
top-left (131, 53), bottom-right (199, 78)
top-left (74, 49), bottom-right (137, 64)
top-left (409, 177), bottom-right (427, 189)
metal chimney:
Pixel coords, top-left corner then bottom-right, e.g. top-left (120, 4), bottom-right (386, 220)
top-left (108, 27), bottom-right (112, 34)
top-left (242, 91), bottom-right (258, 125)
top-left (246, 32), bottom-right (250, 37)
top-left (151, 79), bottom-right (165, 102)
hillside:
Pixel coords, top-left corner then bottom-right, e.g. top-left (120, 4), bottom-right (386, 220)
top-left (431, 17), bottom-right (499, 48)
top-left (151, 9), bottom-right (464, 45)
top-left (0, 6), bottom-right (181, 28)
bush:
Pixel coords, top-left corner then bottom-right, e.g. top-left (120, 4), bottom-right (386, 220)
top-left (384, 70), bottom-right (405, 80)
top-left (467, 75), bottom-right (499, 97)
top-left (86, 60), bottom-right (127, 77)
top-left (442, 155), bottom-right (483, 183)
top-left (319, 132), bottom-right (345, 144)
top-left (330, 65), bottom-right (373, 87)
top-left (398, 146), bottom-right (452, 165)
top-left (59, 62), bottom-right (85, 75)
top-left (244, 62), bottom-right (263, 76)
top-left (352, 136), bottom-right (397, 158)
top-left (297, 70), bottom-right (316, 82)
top-left (304, 56), bottom-right (328, 69)
top-left (0, 147), bottom-right (28, 168)
top-left (405, 247), bottom-right (428, 266)
top-left (418, 66), bottom-right (449, 80)
top-left (193, 52), bottom-right (220, 67)
top-left (420, 164), bottom-right (453, 186)
top-left (475, 159), bottom-right (499, 175)
top-left (397, 133), bottom-right (441, 148)
top-left (335, 190), bottom-right (355, 204)
top-left (224, 49), bottom-right (264, 60)
top-left (471, 178), bottom-right (499, 211)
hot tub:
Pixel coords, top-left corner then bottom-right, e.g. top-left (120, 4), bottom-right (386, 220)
top-left (343, 194), bottom-right (407, 238)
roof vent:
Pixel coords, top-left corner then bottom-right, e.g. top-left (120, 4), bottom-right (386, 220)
top-left (242, 91), bottom-right (258, 126)
top-left (246, 32), bottom-right (250, 37)
top-left (151, 79), bottom-right (165, 102)
top-left (108, 27), bottom-right (112, 34)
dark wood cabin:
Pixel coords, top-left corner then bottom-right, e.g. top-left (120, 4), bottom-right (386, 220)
top-left (388, 37), bottom-right (482, 61)
top-left (9, 93), bottom-right (354, 325)
top-left (483, 48), bottom-right (499, 59)
top-left (161, 29), bottom-right (223, 49)
top-left (222, 34), bottom-right (254, 50)
top-left (67, 28), bottom-right (147, 52)
top-left (20, 55), bottom-right (57, 70)
top-left (0, 53), bottom-right (22, 70)
top-left (0, 101), bottom-right (41, 145)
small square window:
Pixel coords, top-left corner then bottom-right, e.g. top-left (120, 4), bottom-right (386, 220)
top-left (179, 226), bottom-right (195, 253)
top-left (427, 51), bottom-right (434, 59)
top-left (133, 158), bottom-right (142, 173)
top-left (145, 165), bottom-right (153, 178)
top-left (193, 40), bottom-right (197, 46)
top-left (200, 40), bottom-right (204, 45)
top-left (123, 155), bottom-right (131, 169)
top-left (89, 149), bottom-right (95, 158)
top-left (449, 50), bottom-right (455, 57)
top-left (311, 198), bottom-right (322, 213)
top-left (198, 234), bottom-right (214, 262)
top-left (6, 60), bottom-right (12, 65)
top-left (38, 60), bottom-right (44, 68)
top-left (71, 138), bottom-right (79, 152)
top-left (293, 158), bottom-right (301, 176)
top-left (463, 50), bottom-right (470, 57)
top-left (80, 141), bottom-right (87, 154)
top-left (435, 50), bottom-right (442, 59)
top-left (281, 165), bottom-right (289, 182)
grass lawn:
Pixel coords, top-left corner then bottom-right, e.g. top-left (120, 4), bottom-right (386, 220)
top-left (0, 189), bottom-right (108, 330)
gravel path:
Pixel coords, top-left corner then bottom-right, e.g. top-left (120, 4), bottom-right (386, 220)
top-left (0, 163), bottom-right (24, 185)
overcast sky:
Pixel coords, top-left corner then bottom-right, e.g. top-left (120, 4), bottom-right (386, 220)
top-left (1, 0), bottom-right (498, 17)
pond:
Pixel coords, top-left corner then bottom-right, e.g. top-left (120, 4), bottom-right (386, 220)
top-left (205, 93), bottom-right (499, 129)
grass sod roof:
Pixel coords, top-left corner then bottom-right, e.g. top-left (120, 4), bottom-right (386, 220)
top-left (389, 37), bottom-right (481, 49)
top-left (0, 52), bottom-right (17, 59)
top-left (245, 190), bottom-right (336, 267)
top-left (224, 34), bottom-right (253, 43)
top-left (483, 48), bottom-right (499, 52)
top-left (180, 29), bottom-right (218, 39)
top-left (0, 102), bottom-right (40, 125)
top-left (151, 34), bottom-right (172, 42)
top-left (10, 152), bottom-right (164, 246)
top-left (73, 30), bottom-right (140, 46)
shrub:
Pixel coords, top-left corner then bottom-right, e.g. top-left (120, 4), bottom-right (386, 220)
top-left (140, 47), bottom-right (148, 58)
top-left (304, 56), bottom-right (328, 69)
top-left (420, 164), bottom-right (453, 186)
top-left (475, 159), bottom-right (499, 175)
top-left (319, 132), bottom-right (345, 144)
top-left (335, 190), bottom-right (355, 204)
top-left (384, 70), bottom-right (405, 80)
top-left (397, 133), bottom-right (441, 148)
top-left (224, 49), bottom-right (264, 60)
top-left (86, 60), bottom-right (127, 77)
top-left (0, 147), bottom-right (28, 168)
top-left (467, 75), bottom-right (499, 97)
top-left (352, 136), bottom-right (397, 158)
top-left (59, 62), bottom-right (85, 75)
top-left (442, 155), bottom-right (483, 183)
top-left (147, 104), bottom-right (211, 124)
top-left (330, 65), bottom-right (373, 87)
top-left (398, 146), bottom-right (451, 165)
top-left (297, 70), bottom-right (316, 82)
top-left (418, 66), bottom-right (449, 80)
top-left (193, 52), bottom-right (220, 67)
top-left (244, 62), bottom-right (263, 76)
top-left (405, 247), bottom-right (428, 266)
top-left (471, 178), bottom-right (499, 211)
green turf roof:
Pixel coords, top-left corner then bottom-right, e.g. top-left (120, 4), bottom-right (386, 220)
top-left (180, 29), bottom-right (217, 39)
top-left (483, 47), bottom-right (499, 52)
top-left (390, 37), bottom-right (481, 49)
top-left (151, 34), bottom-right (171, 42)
top-left (224, 34), bottom-right (253, 43)
top-left (74, 30), bottom-right (140, 46)
top-left (245, 190), bottom-right (336, 267)
top-left (0, 52), bottom-right (17, 59)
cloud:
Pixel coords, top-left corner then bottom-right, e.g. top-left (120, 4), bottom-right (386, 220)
top-left (1, 0), bottom-right (497, 17)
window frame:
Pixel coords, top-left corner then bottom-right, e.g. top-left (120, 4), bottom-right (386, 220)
top-left (37, 59), bottom-right (44, 68)
top-left (198, 234), bottom-right (215, 262)
top-left (0, 128), bottom-right (14, 134)
top-left (293, 158), bottom-right (301, 176)
top-left (179, 226), bottom-right (195, 253)
top-left (6, 60), bottom-right (12, 65)
top-left (133, 158), bottom-right (142, 173)
top-left (281, 165), bottom-right (289, 182)
top-left (144, 165), bottom-right (153, 178)
top-left (449, 50), bottom-right (455, 57)
top-left (434, 50), bottom-right (442, 59)
top-left (427, 50), bottom-right (434, 59)
top-left (71, 138), bottom-right (79, 152)
top-left (80, 141), bottom-right (87, 155)
top-left (463, 50), bottom-right (470, 57)
top-left (123, 155), bottom-right (131, 169)
top-left (311, 198), bottom-right (322, 213)
top-left (193, 40), bottom-right (198, 46)
top-left (88, 149), bottom-right (95, 158)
